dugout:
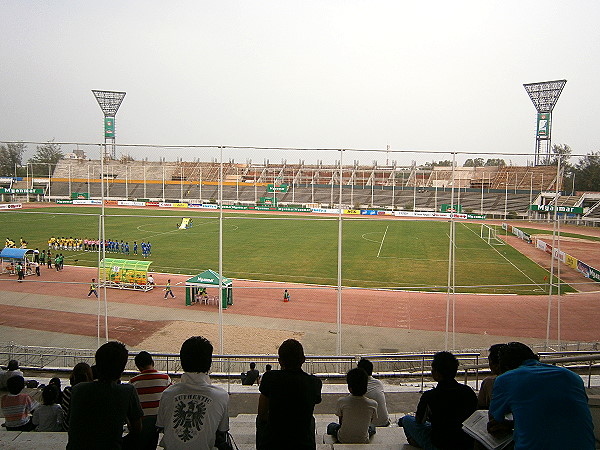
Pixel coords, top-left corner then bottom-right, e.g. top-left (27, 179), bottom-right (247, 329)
top-left (185, 269), bottom-right (233, 309)
top-left (0, 248), bottom-right (35, 276)
top-left (99, 258), bottom-right (153, 291)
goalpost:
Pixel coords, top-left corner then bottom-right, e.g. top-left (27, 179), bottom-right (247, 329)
top-left (480, 224), bottom-right (505, 246)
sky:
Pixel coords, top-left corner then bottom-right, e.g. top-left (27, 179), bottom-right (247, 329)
top-left (1, 0), bottom-right (599, 166)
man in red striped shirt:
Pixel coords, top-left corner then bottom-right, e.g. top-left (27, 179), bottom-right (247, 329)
top-left (130, 351), bottom-right (172, 450)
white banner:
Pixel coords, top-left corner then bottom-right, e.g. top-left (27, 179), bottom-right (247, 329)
top-left (73, 199), bottom-right (102, 205)
top-left (0, 203), bottom-right (22, 210)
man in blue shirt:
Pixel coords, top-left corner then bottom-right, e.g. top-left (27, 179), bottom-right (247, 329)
top-left (489, 342), bottom-right (595, 450)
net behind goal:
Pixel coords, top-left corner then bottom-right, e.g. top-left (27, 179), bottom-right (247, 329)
top-left (480, 224), bottom-right (505, 245)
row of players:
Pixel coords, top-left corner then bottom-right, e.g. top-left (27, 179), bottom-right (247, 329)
top-left (47, 237), bottom-right (152, 257)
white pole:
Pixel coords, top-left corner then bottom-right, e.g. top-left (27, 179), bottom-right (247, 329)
top-left (218, 147), bottom-right (224, 354)
top-left (445, 153), bottom-right (456, 350)
top-left (337, 150), bottom-right (344, 355)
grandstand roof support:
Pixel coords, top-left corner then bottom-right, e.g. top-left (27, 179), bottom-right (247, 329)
top-left (523, 80), bottom-right (566, 166)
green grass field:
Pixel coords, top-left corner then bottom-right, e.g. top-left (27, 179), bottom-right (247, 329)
top-left (2, 206), bottom-right (572, 294)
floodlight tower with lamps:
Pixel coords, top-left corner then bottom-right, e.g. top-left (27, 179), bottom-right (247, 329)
top-left (523, 80), bottom-right (566, 166)
top-left (92, 90), bottom-right (126, 160)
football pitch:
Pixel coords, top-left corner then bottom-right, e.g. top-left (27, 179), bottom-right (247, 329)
top-left (4, 206), bottom-right (571, 294)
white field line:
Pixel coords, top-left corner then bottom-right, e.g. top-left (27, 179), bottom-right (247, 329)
top-left (460, 222), bottom-right (544, 291)
top-left (377, 224), bottom-right (390, 258)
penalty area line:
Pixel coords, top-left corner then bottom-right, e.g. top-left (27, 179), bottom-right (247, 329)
top-left (376, 224), bottom-right (389, 258)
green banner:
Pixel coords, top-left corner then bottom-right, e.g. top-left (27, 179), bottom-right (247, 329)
top-left (71, 192), bottom-right (90, 199)
top-left (537, 112), bottom-right (550, 137)
top-left (467, 213), bottom-right (486, 220)
top-left (105, 117), bottom-right (115, 138)
top-left (0, 188), bottom-right (43, 194)
top-left (530, 204), bottom-right (583, 214)
top-left (259, 197), bottom-right (278, 206)
top-left (441, 204), bottom-right (462, 213)
top-left (267, 184), bottom-right (289, 193)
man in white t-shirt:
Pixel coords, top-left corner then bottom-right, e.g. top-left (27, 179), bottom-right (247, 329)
top-left (357, 358), bottom-right (390, 427)
top-left (157, 336), bottom-right (229, 449)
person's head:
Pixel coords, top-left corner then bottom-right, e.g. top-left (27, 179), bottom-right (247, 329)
top-left (357, 358), bottom-right (374, 376)
top-left (42, 384), bottom-right (59, 405)
top-left (499, 342), bottom-right (539, 373)
top-left (134, 351), bottom-right (154, 371)
top-left (6, 375), bottom-right (25, 395)
top-left (49, 377), bottom-right (61, 389)
top-left (249, 362), bottom-right (256, 370)
top-left (346, 367), bottom-right (369, 396)
top-left (265, 364), bottom-right (272, 371)
top-left (180, 336), bottom-right (213, 373)
top-left (278, 339), bottom-right (305, 370)
top-left (95, 341), bottom-right (129, 382)
top-left (487, 343), bottom-right (508, 375)
top-left (431, 351), bottom-right (459, 381)
top-left (7, 360), bottom-right (19, 371)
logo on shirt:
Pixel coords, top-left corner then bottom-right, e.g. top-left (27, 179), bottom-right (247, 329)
top-left (172, 394), bottom-right (212, 442)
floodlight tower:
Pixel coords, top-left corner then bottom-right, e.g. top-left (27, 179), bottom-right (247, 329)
top-left (92, 90), bottom-right (126, 160)
top-left (523, 80), bottom-right (566, 166)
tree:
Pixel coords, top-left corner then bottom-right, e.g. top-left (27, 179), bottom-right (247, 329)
top-left (464, 157), bottom-right (484, 167)
top-left (28, 141), bottom-right (64, 175)
top-left (485, 158), bottom-right (506, 166)
top-left (0, 142), bottom-right (27, 176)
top-left (573, 152), bottom-right (600, 192)
top-left (548, 143), bottom-right (572, 166)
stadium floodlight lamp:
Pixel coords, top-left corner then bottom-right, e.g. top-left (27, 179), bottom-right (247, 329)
top-left (92, 90), bottom-right (126, 160)
top-left (523, 80), bottom-right (566, 166)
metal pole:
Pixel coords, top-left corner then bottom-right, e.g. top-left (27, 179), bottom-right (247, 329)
top-left (218, 147), bottom-right (224, 354)
top-left (337, 150), bottom-right (344, 355)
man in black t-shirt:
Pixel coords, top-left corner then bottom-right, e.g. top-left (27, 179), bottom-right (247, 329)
top-left (241, 362), bottom-right (260, 385)
top-left (400, 351), bottom-right (477, 450)
top-left (257, 339), bottom-right (322, 449)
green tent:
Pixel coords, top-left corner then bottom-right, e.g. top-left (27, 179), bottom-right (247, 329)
top-left (185, 269), bottom-right (233, 308)
top-left (99, 258), bottom-right (153, 291)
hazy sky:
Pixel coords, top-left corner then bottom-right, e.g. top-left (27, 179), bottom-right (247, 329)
top-left (1, 1), bottom-right (599, 166)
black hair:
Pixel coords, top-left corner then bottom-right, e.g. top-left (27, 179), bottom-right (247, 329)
top-left (95, 341), bottom-right (129, 381)
top-left (347, 367), bottom-right (368, 396)
top-left (278, 339), bottom-right (305, 369)
top-left (488, 343), bottom-right (508, 366)
top-left (42, 384), bottom-right (59, 405)
top-left (357, 358), bottom-right (374, 376)
top-left (431, 351), bottom-right (459, 379)
top-left (134, 351), bottom-right (154, 369)
top-left (7, 375), bottom-right (25, 395)
top-left (249, 362), bottom-right (256, 369)
top-left (49, 377), bottom-right (61, 388)
top-left (7, 360), bottom-right (19, 371)
top-left (180, 336), bottom-right (213, 373)
top-left (265, 364), bottom-right (272, 371)
top-left (499, 342), bottom-right (539, 373)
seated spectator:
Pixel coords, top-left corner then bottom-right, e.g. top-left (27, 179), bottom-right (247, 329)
top-left (327, 367), bottom-right (377, 444)
top-left (130, 351), bottom-right (172, 450)
top-left (257, 339), bottom-right (322, 449)
top-left (241, 362), bottom-right (260, 385)
top-left (48, 377), bottom-right (64, 405)
top-left (32, 384), bottom-right (64, 431)
top-left (488, 342), bottom-right (595, 449)
top-left (157, 336), bottom-right (229, 449)
top-left (67, 342), bottom-right (143, 449)
top-left (265, 364), bottom-right (272, 373)
top-left (357, 358), bottom-right (390, 426)
top-left (0, 360), bottom-right (24, 390)
top-left (1, 375), bottom-right (39, 431)
top-left (61, 362), bottom-right (93, 431)
top-left (477, 343), bottom-right (506, 409)
top-left (400, 351), bottom-right (477, 450)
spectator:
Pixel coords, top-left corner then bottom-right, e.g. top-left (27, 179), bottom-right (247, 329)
top-left (488, 342), bottom-right (595, 449)
top-left (400, 351), bottom-right (477, 450)
top-left (157, 336), bottom-right (230, 449)
top-left (357, 358), bottom-right (390, 426)
top-left (48, 377), bottom-right (64, 405)
top-left (67, 342), bottom-right (143, 450)
top-left (257, 339), bottom-right (322, 449)
top-left (130, 351), bottom-right (172, 450)
top-left (327, 367), bottom-right (377, 443)
top-left (1, 375), bottom-right (38, 431)
top-left (0, 360), bottom-right (24, 390)
top-left (61, 362), bottom-right (93, 431)
top-left (32, 384), bottom-right (64, 431)
top-left (265, 364), bottom-right (272, 373)
top-left (241, 362), bottom-right (260, 385)
top-left (477, 343), bottom-right (507, 409)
